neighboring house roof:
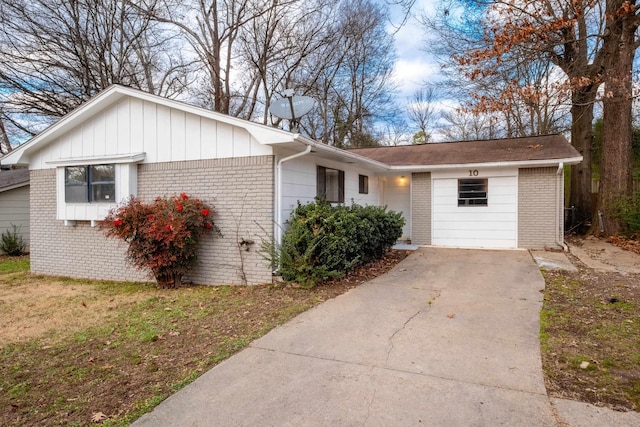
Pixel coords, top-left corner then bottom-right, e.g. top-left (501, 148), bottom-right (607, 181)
top-left (0, 168), bottom-right (29, 193)
top-left (350, 135), bottom-right (582, 170)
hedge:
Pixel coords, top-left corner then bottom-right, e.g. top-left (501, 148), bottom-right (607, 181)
top-left (275, 198), bottom-right (405, 287)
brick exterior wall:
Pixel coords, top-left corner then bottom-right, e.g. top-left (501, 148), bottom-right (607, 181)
top-left (410, 172), bottom-right (431, 245)
top-left (30, 156), bottom-right (275, 285)
top-left (30, 169), bottom-right (146, 282)
top-left (518, 167), bottom-right (561, 249)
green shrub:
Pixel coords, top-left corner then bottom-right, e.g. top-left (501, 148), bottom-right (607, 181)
top-left (1, 224), bottom-right (26, 256)
top-left (276, 199), bottom-right (404, 287)
top-left (614, 194), bottom-right (640, 235)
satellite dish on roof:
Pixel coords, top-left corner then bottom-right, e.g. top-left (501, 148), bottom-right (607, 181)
top-left (269, 90), bottom-right (315, 132)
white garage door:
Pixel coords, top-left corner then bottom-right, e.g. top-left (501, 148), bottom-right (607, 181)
top-left (432, 175), bottom-right (517, 248)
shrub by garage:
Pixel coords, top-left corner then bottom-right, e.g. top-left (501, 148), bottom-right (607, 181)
top-left (277, 199), bottom-right (404, 287)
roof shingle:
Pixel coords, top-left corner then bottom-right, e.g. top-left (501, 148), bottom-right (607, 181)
top-left (0, 168), bottom-right (29, 191)
top-left (349, 135), bottom-right (580, 166)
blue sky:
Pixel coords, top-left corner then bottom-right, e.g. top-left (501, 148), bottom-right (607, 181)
top-left (389, 0), bottom-right (441, 101)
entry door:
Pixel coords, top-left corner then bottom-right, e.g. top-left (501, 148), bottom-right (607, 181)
top-left (431, 176), bottom-right (517, 248)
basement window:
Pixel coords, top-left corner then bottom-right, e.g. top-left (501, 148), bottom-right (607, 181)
top-left (458, 178), bottom-right (488, 206)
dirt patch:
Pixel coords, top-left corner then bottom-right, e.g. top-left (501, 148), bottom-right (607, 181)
top-left (567, 235), bottom-right (640, 273)
top-left (0, 275), bottom-right (152, 345)
top-left (541, 237), bottom-right (640, 412)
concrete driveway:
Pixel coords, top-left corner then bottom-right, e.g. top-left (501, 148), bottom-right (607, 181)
top-left (133, 247), bottom-right (637, 426)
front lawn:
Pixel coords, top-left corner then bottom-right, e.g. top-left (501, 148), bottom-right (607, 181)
top-left (0, 252), bottom-right (407, 426)
top-left (541, 267), bottom-right (640, 411)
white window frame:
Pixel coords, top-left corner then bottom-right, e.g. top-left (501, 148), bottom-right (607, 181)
top-left (47, 153), bottom-right (145, 225)
top-left (317, 165), bottom-right (345, 203)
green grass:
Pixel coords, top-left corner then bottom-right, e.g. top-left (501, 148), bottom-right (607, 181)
top-left (0, 257), bottom-right (29, 274)
top-left (0, 255), bottom-right (353, 426)
top-left (541, 269), bottom-right (640, 411)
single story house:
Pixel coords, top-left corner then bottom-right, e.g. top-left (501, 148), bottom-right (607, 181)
top-left (0, 85), bottom-right (581, 284)
top-left (0, 167), bottom-right (30, 254)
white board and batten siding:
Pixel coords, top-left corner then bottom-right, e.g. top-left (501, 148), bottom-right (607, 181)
top-left (26, 97), bottom-right (274, 222)
top-left (29, 97), bottom-right (273, 171)
top-left (278, 153), bottom-right (380, 226)
top-left (431, 168), bottom-right (518, 249)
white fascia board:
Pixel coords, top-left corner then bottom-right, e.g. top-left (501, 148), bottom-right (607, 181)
top-left (1, 86), bottom-right (128, 166)
top-left (384, 156), bottom-right (583, 172)
top-left (294, 135), bottom-right (390, 172)
top-left (46, 152), bottom-right (146, 166)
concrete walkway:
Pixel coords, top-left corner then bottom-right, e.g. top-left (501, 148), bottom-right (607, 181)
top-left (133, 247), bottom-right (638, 426)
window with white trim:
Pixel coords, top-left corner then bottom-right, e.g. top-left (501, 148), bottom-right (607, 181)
top-left (317, 166), bottom-right (345, 203)
top-left (48, 153), bottom-right (145, 223)
top-left (458, 178), bottom-right (488, 206)
top-left (65, 164), bottom-right (115, 203)
top-left (359, 174), bottom-right (369, 194)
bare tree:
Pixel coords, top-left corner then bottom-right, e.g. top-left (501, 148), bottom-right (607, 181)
top-left (235, 0), bottom-right (330, 122)
top-left (439, 109), bottom-right (501, 142)
top-left (297, 0), bottom-right (397, 148)
top-left (151, 0), bottom-right (295, 115)
top-left (407, 87), bottom-right (438, 143)
top-left (0, 115), bottom-right (11, 155)
top-left (0, 0), bottom-right (190, 143)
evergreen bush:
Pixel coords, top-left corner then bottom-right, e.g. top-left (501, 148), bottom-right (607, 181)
top-left (276, 199), bottom-right (404, 287)
top-left (614, 194), bottom-right (640, 235)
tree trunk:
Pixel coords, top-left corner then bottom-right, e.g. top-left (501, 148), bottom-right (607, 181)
top-left (569, 87), bottom-right (597, 229)
top-left (597, 2), bottom-right (635, 236)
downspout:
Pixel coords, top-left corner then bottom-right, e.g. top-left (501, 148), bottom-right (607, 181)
top-left (275, 144), bottom-right (312, 246)
top-left (556, 162), bottom-right (568, 251)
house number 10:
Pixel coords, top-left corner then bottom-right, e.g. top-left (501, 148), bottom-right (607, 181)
top-left (469, 169), bottom-right (479, 176)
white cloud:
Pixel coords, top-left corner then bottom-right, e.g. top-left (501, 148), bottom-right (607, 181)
top-left (387, 0), bottom-right (443, 100)
top-left (392, 59), bottom-right (441, 99)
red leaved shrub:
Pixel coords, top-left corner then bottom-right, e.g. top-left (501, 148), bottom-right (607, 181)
top-left (102, 194), bottom-right (219, 287)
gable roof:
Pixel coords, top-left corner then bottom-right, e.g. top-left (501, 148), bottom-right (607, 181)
top-left (0, 85), bottom-right (298, 166)
top-left (0, 85), bottom-right (582, 172)
top-left (350, 135), bottom-right (581, 170)
top-left (0, 168), bottom-right (29, 192)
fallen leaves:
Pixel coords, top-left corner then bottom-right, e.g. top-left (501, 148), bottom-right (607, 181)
top-left (606, 235), bottom-right (640, 256)
top-left (0, 249), bottom-right (411, 426)
top-left (91, 412), bottom-right (108, 423)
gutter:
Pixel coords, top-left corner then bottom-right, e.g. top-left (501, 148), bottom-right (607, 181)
top-left (275, 143), bottom-right (312, 245)
top-left (382, 157), bottom-right (584, 172)
top-left (556, 162), bottom-right (568, 251)
top-left (296, 135), bottom-right (390, 172)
